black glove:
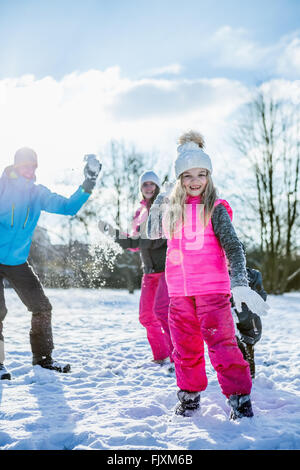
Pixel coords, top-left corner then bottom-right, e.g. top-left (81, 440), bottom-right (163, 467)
top-left (235, 306), bottom-right (262, 345)
top-left (82, 154), bottom-right (102, 193)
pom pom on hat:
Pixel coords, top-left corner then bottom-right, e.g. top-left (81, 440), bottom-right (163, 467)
top-left (175, 141), bottom-right (212, 178)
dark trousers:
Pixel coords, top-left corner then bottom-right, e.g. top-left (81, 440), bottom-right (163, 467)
top-left (0, 262), bottom-right (54, 357)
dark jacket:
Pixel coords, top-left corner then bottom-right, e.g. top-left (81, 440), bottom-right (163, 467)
top-left (115, 231), bottom-right (167, 274)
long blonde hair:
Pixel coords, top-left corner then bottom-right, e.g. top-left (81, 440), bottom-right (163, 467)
top-left (165, 130), bottom-right (217, 238)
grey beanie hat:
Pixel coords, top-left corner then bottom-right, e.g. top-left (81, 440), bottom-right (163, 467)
top-left (14, 147), bottom-right (38, 167)
top-left (175, 142), bottom-right (212, 178)
top-left (139, 170), bottom-right (161, 189)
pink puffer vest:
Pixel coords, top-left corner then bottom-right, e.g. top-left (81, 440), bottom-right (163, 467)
top-left (165, 197), bottom-right (233, 297)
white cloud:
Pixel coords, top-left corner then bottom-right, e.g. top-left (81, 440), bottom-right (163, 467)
top-left (112, 77), bottom-right (250, 119)
top-left (259, 79), bottom-right (300, 104)
top-left (210, 26), bottom-right (268, 69)
top-left (0, 66), bottom-right (299, 191)
top-left (207, 26), bottom-right (300, 78)
top-left (143, 63), bottom-right (184, 77)
top-left (276, 37), bottom-right (300, 77)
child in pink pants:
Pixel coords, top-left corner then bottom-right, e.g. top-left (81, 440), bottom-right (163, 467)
top-left (115, 171), bottom-right (173, 364)
top-left (147, 131), bottom-right (269, 420)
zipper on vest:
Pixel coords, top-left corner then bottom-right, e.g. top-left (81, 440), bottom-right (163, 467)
top-left (23, 207), bottom-right (30, 228)
top-left (11, 204), bottom-right (15, 227)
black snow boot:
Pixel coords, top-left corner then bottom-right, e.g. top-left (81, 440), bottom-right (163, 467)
top-left (237, 338), bottom-right (255, 379)
top-left (175, 390), bottom-right (200, 417)
top-left (228, 394), bottom-right (254, 420)
top-left (0, 363), bottom-right (11, 380)
top-left (32, 354), bottom-right (71, 373)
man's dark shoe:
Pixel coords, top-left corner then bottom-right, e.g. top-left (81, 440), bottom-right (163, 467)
top-left (0, 363), bottom-right (11, 380)
top-left (32, 355), bottom-right (71, 373)
top-left (175, 390), bottom-right (200, 417)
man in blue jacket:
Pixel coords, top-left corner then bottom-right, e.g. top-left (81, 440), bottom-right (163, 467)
top-left (0, 147), bottom-right (101, 379)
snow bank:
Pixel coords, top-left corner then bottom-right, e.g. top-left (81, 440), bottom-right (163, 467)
top-left (0, 289), bottom-right (299, 450)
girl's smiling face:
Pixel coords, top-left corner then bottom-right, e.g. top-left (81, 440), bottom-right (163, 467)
top-left (141, 181), bottom-right (157, 199)
top-left (181, 167), bottom-right (208, 196)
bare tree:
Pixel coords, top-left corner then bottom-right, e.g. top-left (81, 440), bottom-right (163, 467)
top-left (99, 140), bottom-right (170, 230)
top-left (233, 90), bottom-right (300, 293)
top-left (97, 140), bottom-right (147, 228)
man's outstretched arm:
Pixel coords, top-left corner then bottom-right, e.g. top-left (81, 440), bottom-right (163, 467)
top-left (39, 155), bottom-right (101, 216)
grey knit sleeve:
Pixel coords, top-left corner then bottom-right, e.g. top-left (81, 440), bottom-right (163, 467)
top-left (211, 204), bottom-right (248, 288)
top-left (146, 194), bottom-right (166, 240)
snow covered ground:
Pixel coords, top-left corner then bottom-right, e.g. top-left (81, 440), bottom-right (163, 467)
top-left (0, 288), bottom-right (300, 450)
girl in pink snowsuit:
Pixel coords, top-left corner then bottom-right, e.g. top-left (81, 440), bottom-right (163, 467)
top-left (115, 171), bottom-right (173, 364)
top-left (147, 131), bottom-right (269, 420)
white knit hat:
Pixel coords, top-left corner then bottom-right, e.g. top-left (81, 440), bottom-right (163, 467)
top-left (139, 170), bottom-right (161, 189)
top-left (175, 142), bottom-right (212, 178)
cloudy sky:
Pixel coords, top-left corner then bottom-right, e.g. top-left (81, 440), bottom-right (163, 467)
top-left (0, 0), bottom-right (300, 189)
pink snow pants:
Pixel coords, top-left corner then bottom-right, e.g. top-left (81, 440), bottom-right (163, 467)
top-left (139, 272), bottom-right (173, 361)
top-left (169, 294), bottom-right (252, 398)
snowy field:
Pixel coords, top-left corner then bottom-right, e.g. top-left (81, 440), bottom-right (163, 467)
top-left (0, 288), bottom-right (300, 451)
